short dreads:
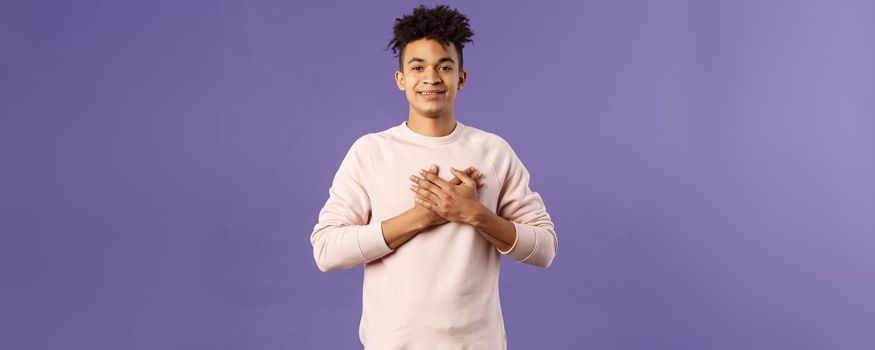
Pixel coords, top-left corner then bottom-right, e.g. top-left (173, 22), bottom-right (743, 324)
top-left (386, 4), bottom-right (475, 72)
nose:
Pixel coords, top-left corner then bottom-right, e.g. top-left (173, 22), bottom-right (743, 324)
top-left (422, 67), bottom-right (442, 84)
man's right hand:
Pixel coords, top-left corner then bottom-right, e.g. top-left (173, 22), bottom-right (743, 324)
top-left (414, 165), bottom-right (484, 227)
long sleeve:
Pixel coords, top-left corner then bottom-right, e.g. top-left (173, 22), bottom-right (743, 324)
top-left (492, 138), bottom-right (558, 268)
top-left (310, 136), bottom-right (394, 272)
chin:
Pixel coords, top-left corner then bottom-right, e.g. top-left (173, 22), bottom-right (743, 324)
top-left (416, 108), bottom-right (446, 118)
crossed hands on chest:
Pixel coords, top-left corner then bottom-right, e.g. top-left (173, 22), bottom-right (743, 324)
top-left (408, 164), bottom-right (486, 227)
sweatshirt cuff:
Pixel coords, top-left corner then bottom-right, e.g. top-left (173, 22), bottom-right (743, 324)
top-left (497, 222), bottom-right (537, 261)
top-left (357, 221), bottom-right (394, 262)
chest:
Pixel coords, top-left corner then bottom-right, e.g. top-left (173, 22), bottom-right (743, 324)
top-left (368, 145), bottom-right (502, 220)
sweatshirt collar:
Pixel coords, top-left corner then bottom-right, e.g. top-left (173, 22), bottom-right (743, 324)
top-left (398, 119), bottom-right (465, 145)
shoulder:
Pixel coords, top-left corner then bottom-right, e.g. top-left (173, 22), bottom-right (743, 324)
top-left (460, 123), bottom-right (515, 152)
top-left (460, 124), bottom-right (522, 183)
top-left (349, 133), bottom-right (379, 153)
top-left (349, 126), bottom-right (395, 155)
top-left (341, 128), bottom-right (396, 177)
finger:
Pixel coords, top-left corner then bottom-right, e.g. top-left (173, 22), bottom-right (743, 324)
top-left (409, 184), bottom-right (441, 202)
top-left (420, 167), bottom-right (451, 189)
top-left (426, 164), bottom-right (449, 187)
top-left (451, 167), bottom-right (476, 187)
top-left (448, 167), bottom-right (474, 185)
top-left (475, 170), bottom-right (485, 187)
top-left (471, 172), bottom-right (482, 187)
top-left (415, 196), bottom-right (437, 209)
top-left (414, 191), bottom-right (439, 206)
top-left (409, 174), bottom-right (445, 199)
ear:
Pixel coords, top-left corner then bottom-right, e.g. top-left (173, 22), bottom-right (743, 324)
top-left (395, 71), bottom-right (406, 91)
top-left (458, 70), bottom-right (467, 90)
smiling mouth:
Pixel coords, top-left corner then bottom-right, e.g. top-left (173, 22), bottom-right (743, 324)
top-left (418, 91), bottom-right (445, 96)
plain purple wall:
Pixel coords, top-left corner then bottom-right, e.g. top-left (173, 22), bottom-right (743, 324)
top-left (2, 0), bottom-right (874, 349)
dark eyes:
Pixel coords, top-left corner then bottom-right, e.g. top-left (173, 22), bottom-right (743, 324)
top-left (411, 66), bottom-right (453, 71)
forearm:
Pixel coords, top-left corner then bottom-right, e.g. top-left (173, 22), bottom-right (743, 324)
top-left (468, 205), bottom-right (517, 252)
top-left (381, 206), bottom-right (434, 250)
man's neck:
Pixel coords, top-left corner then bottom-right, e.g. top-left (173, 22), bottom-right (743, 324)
top-left (406, 115), bottom-right (457, 137)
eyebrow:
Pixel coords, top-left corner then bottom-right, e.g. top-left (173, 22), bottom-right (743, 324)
top-left (406, 56), bottom-right (456, 65)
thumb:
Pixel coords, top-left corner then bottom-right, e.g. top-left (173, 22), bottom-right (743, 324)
top-left (451, 167), bottom-right (476, 186)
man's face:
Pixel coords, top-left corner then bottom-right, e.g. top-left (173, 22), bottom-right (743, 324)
top-left (394, 38), bottom-right (467, 119)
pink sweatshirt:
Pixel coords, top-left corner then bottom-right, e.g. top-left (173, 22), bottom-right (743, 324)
top-left (311, 120), bottom-right (558, 349)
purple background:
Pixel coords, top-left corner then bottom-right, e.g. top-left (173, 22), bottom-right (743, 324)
top-left (2, 0), bottom-right (874, 349)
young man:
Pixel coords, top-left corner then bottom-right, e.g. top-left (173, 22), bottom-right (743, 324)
top-left (310, 4), bottom-right (558, 349)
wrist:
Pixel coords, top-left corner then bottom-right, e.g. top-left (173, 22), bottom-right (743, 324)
top-left (410, 205), bottom-right (439, 229)
top-left (464, 202), bottom-right (489, 227)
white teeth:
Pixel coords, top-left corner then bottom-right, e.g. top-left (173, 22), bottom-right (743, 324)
top-left (420, 91), bottom-right (442, 95)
